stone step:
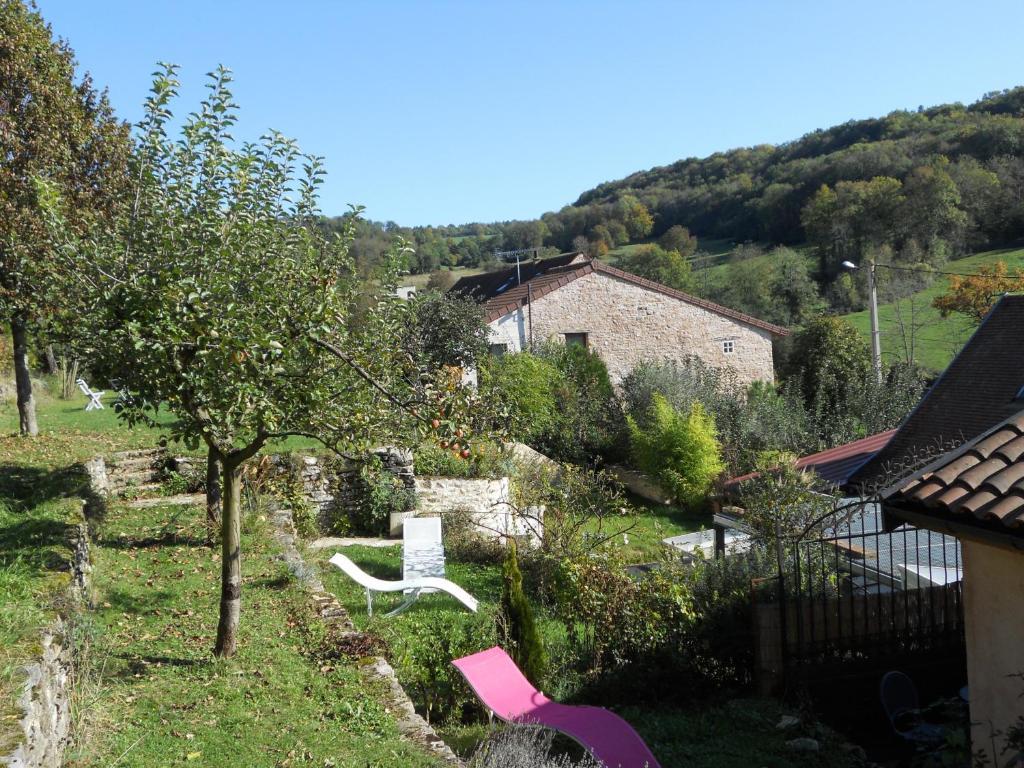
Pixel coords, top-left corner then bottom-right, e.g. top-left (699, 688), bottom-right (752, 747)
top-left (116, 482), bottom-right (164, 497)
top-left (128, 493), bottom-right (204, 509)
top-left (107, 455), bottom-right (162, 472)
top-left (109, 471), bottom-right (162, 489)
top-left (110, 448), bottom-right (165, 461)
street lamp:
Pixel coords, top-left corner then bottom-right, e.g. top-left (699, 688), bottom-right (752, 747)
top-left (842, 259), bottom-right (882, 384)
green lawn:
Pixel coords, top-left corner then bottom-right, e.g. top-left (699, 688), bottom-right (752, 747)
top-left (315, 545), bottom-right (865, 768)
top-left (0, 393), bottom-right (439, 766)
top-left (595, 494), bottom-right (709, 563)
top-left (841, 246), bottom-right (1024, 372)
top-left (69, 500), bottom-right (442, 767)
top-left (0, 391), bottom-right (164, 755)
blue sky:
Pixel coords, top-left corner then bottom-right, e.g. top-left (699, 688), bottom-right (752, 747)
top-left (38, 0), bottom-right (1024, 226)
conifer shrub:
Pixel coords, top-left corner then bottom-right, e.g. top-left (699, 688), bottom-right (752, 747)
top-left (500, 538), bottom-right (546, 685)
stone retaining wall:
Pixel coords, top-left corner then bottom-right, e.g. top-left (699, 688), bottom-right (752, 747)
top-left (2, 484), bottom-right (98, 767)
top-left (606, 465), bottom-right (672, 505)
top-left (265, 504), bottom-right (462, 765)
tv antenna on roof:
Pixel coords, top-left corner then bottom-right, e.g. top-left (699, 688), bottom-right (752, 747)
top-left (493, 246), bottom-right (542, 286)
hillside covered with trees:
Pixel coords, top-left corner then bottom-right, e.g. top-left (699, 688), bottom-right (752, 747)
top-left (338, 86), bottom-right (1024, 325)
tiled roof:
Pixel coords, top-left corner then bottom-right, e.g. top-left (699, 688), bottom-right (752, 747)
top-left (449, 253), bottom-right (582, 302)
top-left (726, 429), bottom-right (896, 490)
top-left (452, 252), bottom-right (789, 336)
top-left (884, 411), bottom-right (1024, 531)
top-left (846, 294), bottom-right (1024, 492)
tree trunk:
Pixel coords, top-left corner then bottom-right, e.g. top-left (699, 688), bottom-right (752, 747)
top-left (213, 461), bottom-right (242, 658)
top-left (11, 315), bottom-right (38, 437)
top-left (42, 345), bottom-right (58, 375)
top-left (206, 450), bottom-right (222, 539)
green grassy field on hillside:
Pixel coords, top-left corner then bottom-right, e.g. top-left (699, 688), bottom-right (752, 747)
top-left (842, 246), bottom-right (1024, 373)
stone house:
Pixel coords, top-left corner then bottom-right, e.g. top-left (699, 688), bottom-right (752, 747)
top-left (849, 294), bottom-right (1024, 764)
top-left (450, 253), bottom-right (788, 385)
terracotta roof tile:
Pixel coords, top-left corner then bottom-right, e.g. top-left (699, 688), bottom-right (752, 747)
top-left (982, 462), bottom-right (1024, 495)
top-left (956, 489), bottom-right (997, 514)
top-left (882, 406), bottom-right (1024, 537)
top-left (931, 453), bottom-right (982, 485)
top-left (994, 435), bottom-right (1024, 463)
top-left (725, 429), bottom-right (895, 489)
top-left (958, 457), bottom-right (1011, 490)
top-left (981, 494), bottom-right (1024, 525)
top-left (934, 484), bottom-right (971, 508)
top-left (908, 479), bottom-right (947, 502)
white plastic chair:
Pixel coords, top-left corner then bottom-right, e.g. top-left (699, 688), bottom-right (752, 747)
top-left (403, 517), bottom-right (445, 594)
top-left (328, 552), bottom-right (477, 617)
top-left (76, 378), bottom-right (104, 411)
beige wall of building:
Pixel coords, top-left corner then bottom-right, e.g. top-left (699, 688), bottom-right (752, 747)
top-left (488, 270), bottom-right (775, 385)
top-left (962, 539), bottom-right (1024, 763)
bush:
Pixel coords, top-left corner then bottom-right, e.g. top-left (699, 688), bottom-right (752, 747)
top-left (552, 548), bottom-right (777, 701)
top-left (468, 725), bottom-right (601, 768)
top-left (375, 606), bottom-right (499, 725)
top-left (352, 458), bottom-right (416, 536)
top-left (480, 346), bottom-right (626, 464)
top-left (540, 343), bottom-right (626, 463)
top-left (627, 394), bottom-right (724, 507)
top-left (500, 539), bottom-right (546, 685)
top-left (440, 508), bottom-right (506, 565)
top-left (403, 290), bottom-right (490, 370)
top-left (414, 440), bottom-right (514, 479)
top-left (480, 352), bottom-right (562, 447)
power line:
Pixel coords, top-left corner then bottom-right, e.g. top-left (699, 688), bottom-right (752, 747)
top-left (876, 262), bottom-right (1019, 278)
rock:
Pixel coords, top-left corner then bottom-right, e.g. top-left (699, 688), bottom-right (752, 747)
top-left (776, 715), bottom-right (801, 730)
top-left (787, 738), bottom-right (820, 752)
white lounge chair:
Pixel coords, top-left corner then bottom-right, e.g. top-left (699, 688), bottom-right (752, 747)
top-left (403, 516), bottom-right (446, 594)
top-left (76, 378), bottom-right (104, 411)
top-left (328, 552), bottom-right (478, 617)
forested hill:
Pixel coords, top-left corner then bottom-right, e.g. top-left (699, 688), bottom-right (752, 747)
top-left (331, 86), bottom-right (1024, 285)
top-left (563, 86), bottom-right (1024, 247)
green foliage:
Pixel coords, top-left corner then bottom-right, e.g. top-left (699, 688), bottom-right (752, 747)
top-left (500, 539), bottom-right (546, 686)
top-left (480, 346), bottom-right (625, 464)
top-left (383, 607), bottom-right (499, 725)
top-left (512, 464), bottom-right (633, 565)
top-left (617, 244), bottom-right (696, 293)
top-left (346, 457), bottom-right (415, 537)
top-left (480, 352), bottom-right (562, 447)
top-left (627, 394), bottom-right (724, 507)
top-left (783, 316), bottom-right (871, 411)
top-left (540, 343), bottom-right (626, 463)
top-left (658, 225), bottom-right (698, 258)
top-left (621, 354), bottom-right (925, 477)
top-left (404, 290), bottom-right (489, 370)
top-left (414, 441), bottom-right (514, 480)
top-left (0, 0), bottom-right (131, 434)
top-left (704, 246), bottom-right (823, 327)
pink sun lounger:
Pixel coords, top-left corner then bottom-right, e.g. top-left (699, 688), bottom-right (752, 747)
top-left (452, 646), bottom-right (661, 768)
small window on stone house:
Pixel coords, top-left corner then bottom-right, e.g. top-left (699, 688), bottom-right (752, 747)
top-left (489, 343), bottom-right (510, 357)
top-left (564, 332), bottom-right (589, 348)
top-left (722, 339), bottom-right (736, 354)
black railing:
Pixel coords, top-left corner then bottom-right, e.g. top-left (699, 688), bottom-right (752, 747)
top-left (781, 511), bottom-right (964, 674)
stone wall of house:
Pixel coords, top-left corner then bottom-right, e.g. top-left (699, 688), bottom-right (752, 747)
top-left (489, 270), bottom-right (776, 385)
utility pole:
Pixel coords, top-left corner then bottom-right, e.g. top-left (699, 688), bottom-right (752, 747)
top-left (842, 259), bottom-right (883, 384)
top-left (867, 260), bottom-right (882, 384)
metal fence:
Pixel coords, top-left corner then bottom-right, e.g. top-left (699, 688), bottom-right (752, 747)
top-left (780, 507), bottom-right (964, 678)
